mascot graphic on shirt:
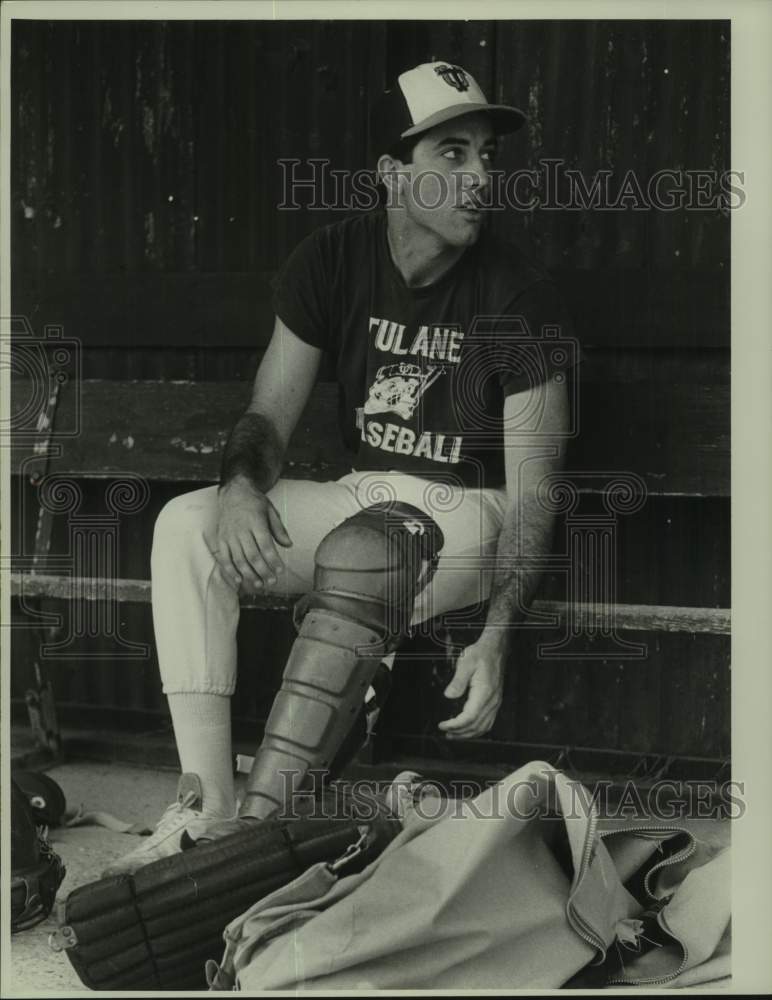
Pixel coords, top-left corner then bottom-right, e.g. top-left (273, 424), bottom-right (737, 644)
top-left (364, 363), bottom-right (444, 421)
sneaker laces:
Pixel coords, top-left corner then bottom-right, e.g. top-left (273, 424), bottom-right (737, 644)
top-left (180, 813), bottom-right (258, 850)
top-left (153, 789), bottom-right (201, 837)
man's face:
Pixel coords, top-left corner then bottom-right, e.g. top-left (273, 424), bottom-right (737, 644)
top-left (399, 112), bottom-right (498, 248)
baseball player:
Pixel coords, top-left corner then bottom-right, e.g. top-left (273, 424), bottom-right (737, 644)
top-left (104, 60), bottom-right (577, 876)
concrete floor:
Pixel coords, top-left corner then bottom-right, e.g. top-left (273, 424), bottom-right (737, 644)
top-left (9, 761), bottom-right (181, 995)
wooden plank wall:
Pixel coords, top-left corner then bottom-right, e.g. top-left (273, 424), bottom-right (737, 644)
top-left (10, 19), bottom-right (730, 767)
top-left (12, 20), bottom-right (729, 350)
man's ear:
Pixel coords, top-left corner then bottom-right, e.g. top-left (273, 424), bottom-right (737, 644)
top-left (377, 153), bottom-right (407, 202)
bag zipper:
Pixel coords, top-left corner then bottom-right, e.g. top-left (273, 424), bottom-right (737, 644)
top-left (598, 822), bottom-right (697, 900)
top-left (640, 830), bottom-right (697, 900)
top-left (606, 919), bottom-right (690, 987)
top-left (566, 819), bottom-right (698, 983)
top-left (565, 804), bottom-right (608, 956)
top-left (327, 825), bottom-right (370, 873)
top-left (601, 824), bottom-right (697, 986)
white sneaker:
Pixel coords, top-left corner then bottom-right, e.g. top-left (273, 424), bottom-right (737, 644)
top-left (101, 774), bottom-right (233, 877)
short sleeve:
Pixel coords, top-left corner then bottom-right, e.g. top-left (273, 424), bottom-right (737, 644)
top-left (271, 228), bottom-right (331, 350)
top-left (488, 279), bottom-right (581, 397)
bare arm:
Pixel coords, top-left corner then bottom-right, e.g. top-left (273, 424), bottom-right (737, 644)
top-left (439, 375), bottom-right (569, 739)
top-left (215, 317), bottom-right (322, 591)
top-left (220, 316), bottom-right (323, 493)
top-left (481, 375), bottom-right (569, 651)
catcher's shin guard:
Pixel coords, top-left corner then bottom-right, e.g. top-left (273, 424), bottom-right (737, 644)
top-left (240, 502), bottom-right (443, 820)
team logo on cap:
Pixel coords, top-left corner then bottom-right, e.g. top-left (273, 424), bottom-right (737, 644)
top-left (434, 64), bottom-right (470, 93)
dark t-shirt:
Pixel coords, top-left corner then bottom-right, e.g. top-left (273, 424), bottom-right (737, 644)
top-left (272, 210), bottom-right (578, 488)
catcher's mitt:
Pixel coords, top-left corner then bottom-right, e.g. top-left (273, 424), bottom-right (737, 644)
top-left (11, 778), bottom-right (66, 932)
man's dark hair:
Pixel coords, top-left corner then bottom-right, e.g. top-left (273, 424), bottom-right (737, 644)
top-left (370, 132), bottom-right (420, 167)
top-left (369, 85), bottom-right (424, 207)
top-left (384, 136), bottom-right (419, 165)
top-left (373, 135), bottom-right (419, 207)
top-left (374, 135), bottom-right (421, 207)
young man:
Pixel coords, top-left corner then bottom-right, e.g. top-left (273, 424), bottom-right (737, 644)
top-left (104, 61), bottom-right (576, 876)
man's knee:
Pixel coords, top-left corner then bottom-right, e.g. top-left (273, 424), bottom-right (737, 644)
top-left (152, 489), bottom-right (217, 556)
top-left (297, 500), bottom-right (445, 642)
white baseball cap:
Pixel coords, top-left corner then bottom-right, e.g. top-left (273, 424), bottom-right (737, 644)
top-left (371, 61), bottom-right (526, 153)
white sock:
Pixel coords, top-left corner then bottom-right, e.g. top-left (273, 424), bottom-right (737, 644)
top-left (167, 693), bottom-right (237, 818)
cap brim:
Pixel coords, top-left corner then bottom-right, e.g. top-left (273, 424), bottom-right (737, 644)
top-left (401, 102), bottom-right (527, 139)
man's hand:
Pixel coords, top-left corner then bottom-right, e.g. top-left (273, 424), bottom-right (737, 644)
top-left (437, 637), bottom-right (506, 740)
top-left (215, 476), bottom-right (292, 593)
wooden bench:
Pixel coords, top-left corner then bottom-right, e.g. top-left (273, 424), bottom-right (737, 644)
top-left (10, 353), bottom-right (730, 779)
